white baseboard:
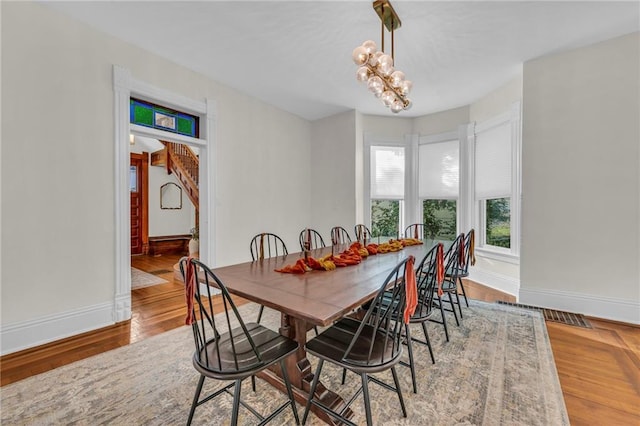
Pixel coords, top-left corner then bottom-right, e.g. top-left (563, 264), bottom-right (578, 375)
top-left (468, 268), bottom-right (520, 298)
top-left (519, 287), bottom-right (640, 325)
top-left (0, 302), bottom-right (115, 356)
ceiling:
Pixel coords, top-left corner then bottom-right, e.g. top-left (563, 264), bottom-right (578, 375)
top-left (43, 1), bottom-right (639, 121)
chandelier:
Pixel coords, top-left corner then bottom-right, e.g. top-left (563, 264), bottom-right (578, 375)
top-left (352, 0), bottom-right (412, 113)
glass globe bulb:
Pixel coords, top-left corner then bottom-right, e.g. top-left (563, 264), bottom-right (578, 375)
top-left (352, 46), bottom-right (369, 66)
top-left (378, 54), bottom-right (394, 76)
top-left (356, 66), bottom-right (370, 82)
top-left (400, 80), bottom-right (413, 95)
top-left (369, 51), bottom-right (383, 67)
top-left (390, 99), bottom-right (404, 113)
top-left (367, 76), bottom-right (384, 96)
top-left (362, 40), bottom-right (377, 55)
top-left (381, 90), bottom-right (395, 106)
top-left (390, 70), bottom-right (405, 88)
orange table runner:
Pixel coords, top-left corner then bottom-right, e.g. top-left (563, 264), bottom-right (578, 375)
top-left (275, 239), bottom-right (423, 274)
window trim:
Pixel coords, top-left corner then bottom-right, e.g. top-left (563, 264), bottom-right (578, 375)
top-left (471, 101), bottom-right (521, 259)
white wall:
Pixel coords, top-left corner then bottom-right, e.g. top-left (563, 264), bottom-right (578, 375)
top-left (148, 165), bottom-right (196, 237)
top-left (361, 115), bottom-right (414, 139)
top-left (412, 106), bottom-right (470, 135)
top-left (1, 2), bottom-right (311, 352)
top-left (310, 111), bottom-right (358, 242)
top-left (469, 72), bottom-right (523, 123)
top-left (520, 32), bottom-right (640, 323)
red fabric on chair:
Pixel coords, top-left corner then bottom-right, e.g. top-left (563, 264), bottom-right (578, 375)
top-left (403, 255), bottom-right (417, 323)
top-left (184, 257), bottom-right (196, 325)
top-left (436, 243), bottom-right (444, 297)
top-left (469, 230), bottom-right (476, 266)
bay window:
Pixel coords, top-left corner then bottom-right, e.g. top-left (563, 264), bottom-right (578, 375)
top-left (364, 102), bottom-right (520, 261)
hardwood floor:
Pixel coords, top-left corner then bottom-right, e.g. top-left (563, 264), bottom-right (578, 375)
top-left (1, 258), bottom-right (638, 425)
top-left (546, 318), bottom-right (640, 425)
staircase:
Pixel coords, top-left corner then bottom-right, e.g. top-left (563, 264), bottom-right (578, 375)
top-left (151, 141), bottom-right (199, 218)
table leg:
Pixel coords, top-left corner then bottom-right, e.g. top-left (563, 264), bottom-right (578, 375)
top-left (257, 313), bottom-right (353, 425)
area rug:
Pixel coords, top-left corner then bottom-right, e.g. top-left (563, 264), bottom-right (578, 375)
top-left (0, 301), bottom-right (568, 425)
top-left (131, 267), bottom-right (168, 289)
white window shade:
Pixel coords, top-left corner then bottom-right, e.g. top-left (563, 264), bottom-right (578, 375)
top-left (418, 140), bottom-right (459, 199)
top-left (475, 122), bottom-right (512, 199)
top-left (370, 146), bottom-right (405, 200)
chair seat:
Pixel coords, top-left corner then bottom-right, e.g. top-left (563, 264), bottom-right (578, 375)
top-left (306, 317), bottom-right (402, 374)
top-left (194, 322), bottom-right (298, 380)
top-left (445, 273), bottom-right (469, 280)
top-left (440, 279), bottom-right (458, 292)
top-left (409, 300), bottom-right (436, 323)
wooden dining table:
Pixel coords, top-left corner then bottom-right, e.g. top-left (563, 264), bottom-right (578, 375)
top-left (211, 241), bottom-right (436, 425)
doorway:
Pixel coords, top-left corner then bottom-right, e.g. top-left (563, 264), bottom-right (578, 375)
top-left (129, 137), bottom-right (199, 294)
top-left (114, 65), bottom-right (214, 324)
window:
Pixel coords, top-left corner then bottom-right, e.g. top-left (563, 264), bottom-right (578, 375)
top-left (485, 198), bottom-right (510, 248)
top-left (423, 200), bottom-right (457, 240)
top-left (473, 102), bottom-right (520, 256)
top-left (130, 98), bottom-right (199, 138)
top-left (372, 200), bottom-right (402, 239)
top-left (129, 165), bottom-right (138, 192)
top-left (418, 139), bottom-right (459, 240)
top-left (369, 145), bottom-right (405, 239)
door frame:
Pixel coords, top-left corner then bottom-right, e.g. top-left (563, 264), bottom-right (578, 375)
top-left (129, 152), bottom-right (149, 255)
top-left (113, 65), bottom-right (216, 323)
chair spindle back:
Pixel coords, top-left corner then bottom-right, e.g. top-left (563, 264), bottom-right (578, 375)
top-left (249, 233), bottom-right (288, 261)
top-left (179, 257), bottom-right (263, 372)
top-left (330, 226), bottom-right (352, 245)
top-left (342, 257), bottom-right (411, 366)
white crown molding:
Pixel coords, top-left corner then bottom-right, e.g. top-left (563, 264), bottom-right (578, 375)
top-left (519, 287), bottom-right (640, 325)
top-left (1, 302), bottom-right (114, 356)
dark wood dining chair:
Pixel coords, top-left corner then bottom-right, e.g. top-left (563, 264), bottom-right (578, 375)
top-left (302, 257), bottom-right (412, 426)
top-left (404, 223), bottom-right (425, 239)
top-left (330, 226), bottom-right (352, 245)
top-left (353, 224), bottom-right (372, 242)
top-left (434, 233), bottom-right (465, 326)
top-left (298, 228), bottom-right (326, 251)
top-left (395, 243), bottom-right (442, 392)
top-left (179, 257), bottom-right (300, 426)
top-left (344, 244), bottom-right (441, 394)
top-left (446, 229), bottom-right (474, 308)
top-left (249, 232), bottom-right (288, 324)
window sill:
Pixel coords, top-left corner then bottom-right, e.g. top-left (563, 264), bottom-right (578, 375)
top-left (475, 247), bottom-right (520, 265)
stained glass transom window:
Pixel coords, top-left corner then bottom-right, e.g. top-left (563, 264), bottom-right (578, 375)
top-left (130, 98), bottom-right (199, 138)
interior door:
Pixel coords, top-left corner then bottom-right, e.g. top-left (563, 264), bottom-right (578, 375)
top-left (130, 152), bottom-right (149, 255)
